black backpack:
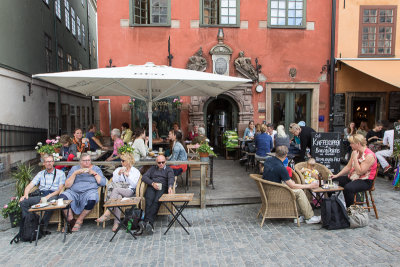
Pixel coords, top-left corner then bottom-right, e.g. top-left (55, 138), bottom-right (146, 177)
top-left (10, 212), bottom-right (43, 244)
top-left (321, 195), bottom-right (350, 230)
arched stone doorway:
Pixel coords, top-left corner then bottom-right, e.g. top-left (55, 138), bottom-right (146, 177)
top-left (188, 84), bottom-right (254, 149)
top-left (204, 95), bottom-right (238, 149)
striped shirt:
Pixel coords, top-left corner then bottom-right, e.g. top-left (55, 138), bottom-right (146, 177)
top-left (31, 168), bottom-right (66, 192)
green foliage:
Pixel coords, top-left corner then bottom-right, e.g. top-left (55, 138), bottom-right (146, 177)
top-left (95, 131), bottom-right (103, 138)
top-left (117, 144), bottom-right (135, 155)
top-left (35, 143), bottom-right (55, 154)
top-left (1, 198), bottom-right (21, 226)
top-left (12, 164), bottom-right (34, 199)
top-left (197, 140), bottom-right (217, 157)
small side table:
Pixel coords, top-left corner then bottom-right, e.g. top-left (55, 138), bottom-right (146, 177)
top-left (103, 197), bottom-right (141, 242)
top-left (158, 193), bottom-right (194, 235)
top-left (28, 200), bottom-right (72, 246)
top-left (311, 186), bottom-right (344, 207)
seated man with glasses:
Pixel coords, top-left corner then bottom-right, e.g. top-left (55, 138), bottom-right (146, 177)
top-left (139, 155), bottom-right (174, 235)
top-left (19, 154), bottom-right (66, 234)
top-left (59, 153), bottom-right (106, 232)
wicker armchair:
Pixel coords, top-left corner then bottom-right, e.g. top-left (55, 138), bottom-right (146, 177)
top-left (291, 169), bottom-right (302, 184)
top-left (294, 162), bottom-right (333, 184)
top-left (249, 174), bottom-right (300, 227)
top-left (29, 186), bottom-right (63, 231)
top-left (137, 176), bottom-right (177, 216)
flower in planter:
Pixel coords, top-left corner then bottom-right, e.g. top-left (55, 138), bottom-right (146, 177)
top-left (1, 197), bottom-right (21, 227)
top-left (173, 98), bottom-right (183, 109)
top-left (197, 139), bottom-right (217, 157)
top-left (35, 141), bottom-right (55, 155)
top-left (117, 144), bottom-right (135, 155)
top-left (128, 98), bottom-right (135, 108)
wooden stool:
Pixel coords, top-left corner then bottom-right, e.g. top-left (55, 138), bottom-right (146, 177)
top-left (353, 178), bottom-right (379, 219)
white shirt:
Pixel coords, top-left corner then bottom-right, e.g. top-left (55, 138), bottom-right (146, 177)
top-left (268, 130), bottom-right (277, 146)
top-left (131, 138), bottom-right (148, 162)
top-left (112, 166), bottom-right (141, 190)
top-left (383, 129), bottom-right (394, 151)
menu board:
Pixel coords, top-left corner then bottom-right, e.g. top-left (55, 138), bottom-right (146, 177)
top-left (394, 122), bottom-right (400, 156)
top-left (311, 132), bottom-right (341, 173)
top-left (333, 94), bottom-right (346, 127)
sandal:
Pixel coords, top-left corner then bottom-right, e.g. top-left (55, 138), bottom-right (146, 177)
top-left (95, 214), bottom-right (110, 223)
top-left (112, 223), bottom-right (119, 232)
top-left (62, 219), bottom-right (75, 233)
top-left (72, 221), bottom-right (82, 232)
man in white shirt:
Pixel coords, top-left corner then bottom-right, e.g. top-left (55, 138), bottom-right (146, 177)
top-left (266, 123), bottom-right (277, 148)
top-left (376, 127), bottom-right (394, 173)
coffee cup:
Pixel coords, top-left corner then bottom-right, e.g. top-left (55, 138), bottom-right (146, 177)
top-left (96, 149), bottom-right (102, 155)
top-left (57, 198), bottom-right (64, 206)
top-left (41, 197), bottom-right (47, 204)
top-left (156, 183), bottom-right (162, 191)
top-left (77, 152), bottom-right (81, 159)
top-left (159, 147), bottom-right (163, 153)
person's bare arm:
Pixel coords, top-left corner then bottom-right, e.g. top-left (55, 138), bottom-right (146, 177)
top-left (285, 179), bottom-right (318, 190)
top-left (65, 169), bottom-right (84, 188)
top-left (19, 182), bottom-right (35, 202)
top-left (352, 152), bottom-right (375, 175)
top-left (44, 184), bottom-right (64, 201)
top-left (331, 156), bottom-right (353, 179)
top-left (91, 136), bottom-right (104, 149)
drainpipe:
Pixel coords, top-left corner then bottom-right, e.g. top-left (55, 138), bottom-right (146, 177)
top-left (86, 0), bottom-right (91, 69)
top-left (53, 1), bottom-right (61, 136)
top-left (92, 98), bottom-right (112, 136)
top-left (329, 0), bottom-right (336, 132)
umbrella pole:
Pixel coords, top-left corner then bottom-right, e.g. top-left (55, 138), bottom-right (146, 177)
top-left (148, 80), bottom-right (153, 150)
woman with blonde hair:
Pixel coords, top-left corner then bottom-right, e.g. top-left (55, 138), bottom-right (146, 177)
top-left (331, 134), bottom-right (377, 207)
top-left (96, 153), bottom-right (141, 231)
top-left (274, 125), bottom-right (290, 149)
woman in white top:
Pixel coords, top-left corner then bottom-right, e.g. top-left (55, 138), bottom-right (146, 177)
top-left (131, 128), bottom-right (149, 162)
top-left (96, 153), bottom-right (141, 231)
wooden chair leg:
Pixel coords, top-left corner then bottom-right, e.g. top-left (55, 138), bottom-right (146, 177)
top-left (365, 192), bottom-right (371, 212)
top-left (260, 217), bottom-right (266, 227)
top-left (369, 191), bottom-right (379, 219)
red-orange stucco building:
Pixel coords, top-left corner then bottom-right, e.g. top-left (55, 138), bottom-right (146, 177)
top-left (97, 0), bottom-right (334, 148)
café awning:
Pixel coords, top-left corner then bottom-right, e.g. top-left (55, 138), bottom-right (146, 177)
top-left (339, 59), bottom-right (400, 88)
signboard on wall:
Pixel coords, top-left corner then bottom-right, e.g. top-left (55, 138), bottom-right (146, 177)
top-left (311, 132), bottom-right (341, 174)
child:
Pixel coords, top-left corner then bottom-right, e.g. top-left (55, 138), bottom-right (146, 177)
top-left (301, 158), bottom-right (319, 184)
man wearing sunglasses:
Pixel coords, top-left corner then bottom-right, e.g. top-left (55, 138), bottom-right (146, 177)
top-left (139, 155), bottom-right (174, 235)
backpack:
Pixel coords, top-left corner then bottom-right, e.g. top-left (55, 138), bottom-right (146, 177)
top-left (10, 212), bottom-right (42, 244)
top-left (321, 195), bottom-right (350, 230)
top-left (123, 207), bottom-right (142, 232)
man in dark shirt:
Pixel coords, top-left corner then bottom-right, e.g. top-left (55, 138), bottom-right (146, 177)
top-left (263, 146), bottom-right (321, 224)
top-left (140, 155), bottom-right (174, 234)
top-left (289, 123), bottom-right (316, 161)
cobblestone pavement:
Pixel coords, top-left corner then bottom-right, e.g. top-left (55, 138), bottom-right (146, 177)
top-left (1, 176), bottom-right (400, 266)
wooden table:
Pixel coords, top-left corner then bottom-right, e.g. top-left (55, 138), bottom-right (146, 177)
top-left (28, 200), bottom-right (72, 246)
top-left (52, 160), bottom-right (209, 209)
top-left (103, 197), bottom-right (141, 242)
top-left (158, 193), bottom-right (194, 235)
top-left (311, 186), bottom-right (344, 206)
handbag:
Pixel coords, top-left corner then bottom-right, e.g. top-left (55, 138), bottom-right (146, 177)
top-left (321, 195), bottom-right (350, 230)
top-left (347, 205), bottom-right (369, 228)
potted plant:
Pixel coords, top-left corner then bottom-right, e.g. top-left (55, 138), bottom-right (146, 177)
top-left (1, 197), bottom-right (21, 227)
top-left (172, 98), bottom-right (183, 109)
top-left (128, 98), bottom-right (135, 109)
top-left (35, 141), bottom-right (56, 157)
top-left (95, 130), bottom-right (104, 143)
top-left (196, 139), bottom-right (217, 160)
top-left (117, 144), bottom-right (135, 155)
top-left (13, 163), bottom-right (34, 199)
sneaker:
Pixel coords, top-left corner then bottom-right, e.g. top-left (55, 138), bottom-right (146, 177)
top-left (383, 165), bottom-right (392, 173)
top-left (294, 216), bottom-right (305, 224)
top-left (305, 216), bottom-right (321, 224)
top-left (145, 222), bottom-right (154, 235)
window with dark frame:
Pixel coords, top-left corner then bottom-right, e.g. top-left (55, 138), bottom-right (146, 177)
top-left (49, 102), bottom-right (58, 136)
top-left (87, 107), bottom-right (90, 125)
top-left (82, 107), bottom-right (86, 131)
top-left (201, 0), bottom-right (239, 26)
top-left (44, 34), bottom-right (52, 72)
top-left (132, 0), bottom-right (170, 25)
top-left (57, 46), bottom-right (64, 71)
top-left (268, 0), bottom-right (305, 28)
top-left (77, 16), bottom-right (81, 43)
top-left (73, 58), bottom-right (78, 70)
top-left (61, 104), bottom-right (69, 134)
top-left (77, 106), bottom-right (81, 129)
top-left (67, 53), bottom-right (72, 71)
top-left (70, 105), bottom-right (75, 133)
top-left (55, 0), bottom-right (61, 19)
top-left (71, 7), bottom-right (76, 36)
top-left (64, 0), bottom-right (70, 30)
top-left (359, 6), bottom-right (397, 56)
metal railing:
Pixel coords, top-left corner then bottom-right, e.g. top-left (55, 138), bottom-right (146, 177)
top-left (0, 124), bottom-right (47, 153)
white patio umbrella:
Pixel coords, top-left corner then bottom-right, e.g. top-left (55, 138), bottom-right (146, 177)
top-left (33, 62), bottom-right (251, 148)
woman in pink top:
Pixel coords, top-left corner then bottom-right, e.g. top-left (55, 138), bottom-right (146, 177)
top-left (106, 128), bottom-right (124, 161)
top-left (331, 134), bottom-right (377, 207)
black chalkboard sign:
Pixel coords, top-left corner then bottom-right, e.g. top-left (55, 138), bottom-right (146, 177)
top-left (311, 132), bottom-right (341, 174)
top-left (333, 94), bottom-right (346, 127)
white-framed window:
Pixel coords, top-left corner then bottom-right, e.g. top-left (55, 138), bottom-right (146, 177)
top-left (201, 0), bottom-right (240, 26)
top-left (131, 0), bottom-right (171, 26)
top-left (71, 8), bottom-right (76, 36)
top-left (64, 0), bottom-right (70, 30)
top-left (55, 0), bottom-right (61, 19)
top-left (268, 0), bottom-right (306, 28)
top-left (77, 17), bottom-right (81, 43)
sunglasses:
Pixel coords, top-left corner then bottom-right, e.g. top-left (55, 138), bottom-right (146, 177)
top-left (121, 159), bottom-right (126, 162)
top-left (157, 161), bottom-right (166, 164)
